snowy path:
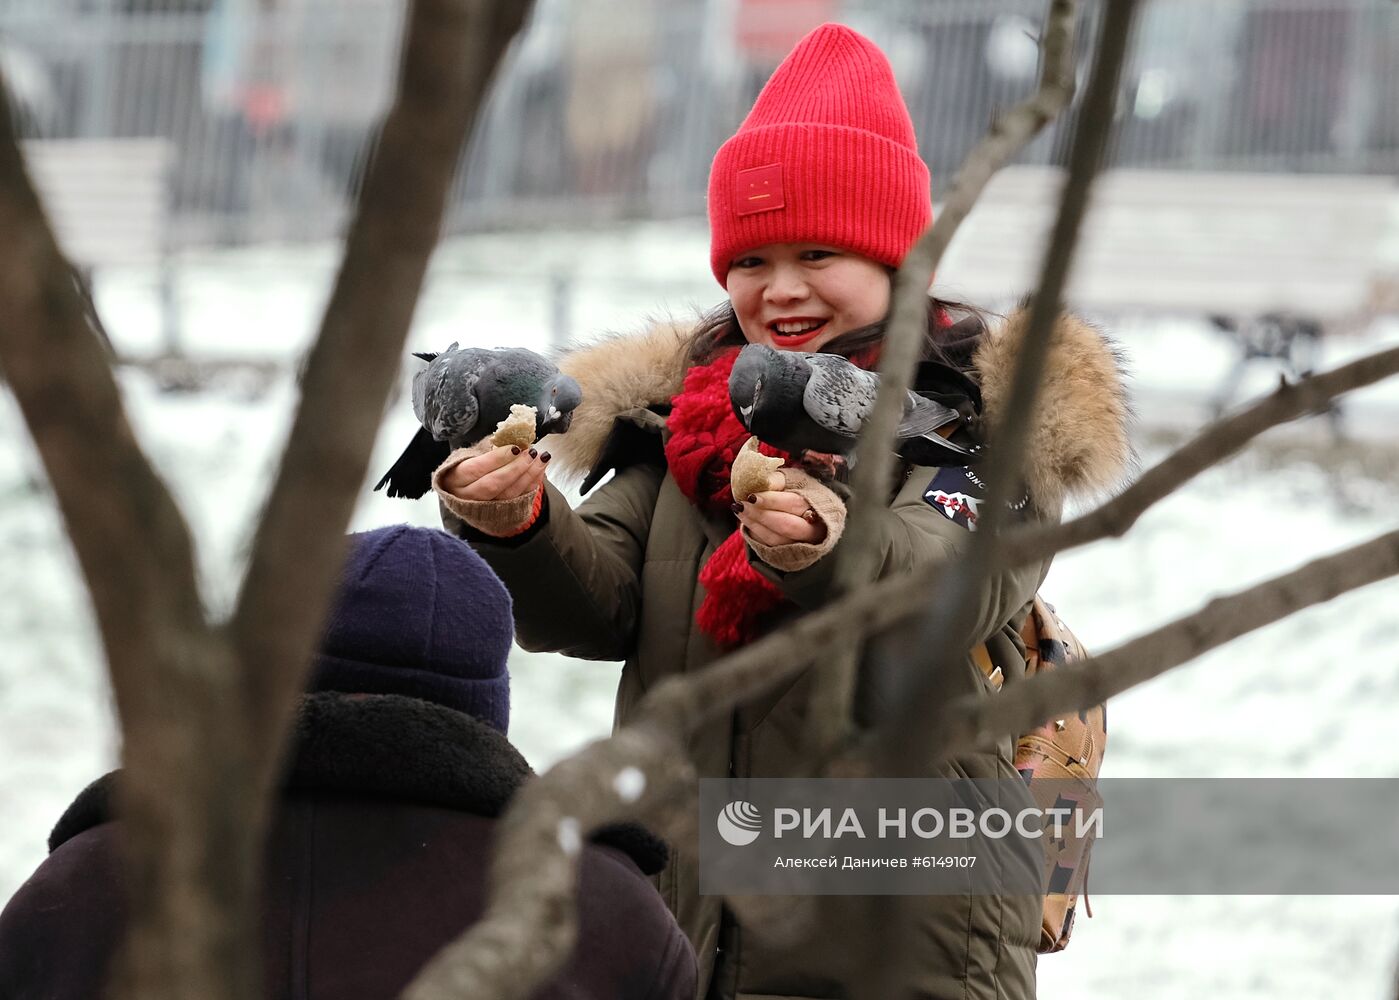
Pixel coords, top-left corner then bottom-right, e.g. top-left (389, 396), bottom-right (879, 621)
top-left (2, 228), bottom-right (1398, 997)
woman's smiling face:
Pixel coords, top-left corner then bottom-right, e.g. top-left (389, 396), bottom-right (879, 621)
top-left (726, 243), bottom-right (892, 352)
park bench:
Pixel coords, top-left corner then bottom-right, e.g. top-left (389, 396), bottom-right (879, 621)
top-left (22, 138), bottom-right (174, 270)
top-left (19, 138), bottom-right (278, 391)
top-left (937, 166), bottom-right (1398, 412)
top-left (21, 137), bottom-right (179, 358)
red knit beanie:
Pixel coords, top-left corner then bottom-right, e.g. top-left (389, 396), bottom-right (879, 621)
top-left (707, 23), bottom-right (933, 287)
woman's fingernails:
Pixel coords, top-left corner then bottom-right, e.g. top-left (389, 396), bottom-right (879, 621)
top-left (746, 494), bottom-right (758, 505)
top-left (541, 451), bottom-right (552, 463)
top-left (510, 446), bottom-right (522, 455)
top-left (528, 448), bottom-right (538, 459)
top-left (730, 502), bottom-right (744, 514)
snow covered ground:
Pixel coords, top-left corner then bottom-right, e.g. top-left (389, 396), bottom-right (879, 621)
top-left (3, 221), bottom-right (1399, 998)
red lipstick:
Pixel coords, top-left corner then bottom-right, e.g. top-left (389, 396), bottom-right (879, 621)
top-left (768, 317), bottom-right (828, 348)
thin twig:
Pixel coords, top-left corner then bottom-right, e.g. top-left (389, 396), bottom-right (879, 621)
top-left (924, 526), bottom-right (1399, 765)
top-left (807, 0), bottom-right (1082, 754)
top-left (1002, 344), bottom-right (1399, 568)
top-left (873, 0), bottom-right (1139, 771)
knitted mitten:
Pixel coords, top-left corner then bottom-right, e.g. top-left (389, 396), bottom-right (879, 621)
top-left (741, 466), bottom-right (847, 573)
top-left (432, 442), bottom-right (543, 538)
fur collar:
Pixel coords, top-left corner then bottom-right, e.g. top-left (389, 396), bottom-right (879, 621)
top-left (541, 319), bottom-right (693, 485)
top-left (540, 309), bottom-right (1132, 514)
top-left (48, 693), bottom-right (668, 875)
top-left (974, 307), bottom-right (1134, 513)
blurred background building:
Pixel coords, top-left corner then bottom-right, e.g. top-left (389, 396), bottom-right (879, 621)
top-left (1, 0), bottom-right (1395, 247)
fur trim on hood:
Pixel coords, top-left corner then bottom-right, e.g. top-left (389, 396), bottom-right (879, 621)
top-left (541, 319), bottom-right (692, 481)
top-left (541, 309), bottom-right (1132, 512)
top-left (972, 308), bottom-right (1134, 512)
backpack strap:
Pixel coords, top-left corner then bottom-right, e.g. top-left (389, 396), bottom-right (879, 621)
top-left (972, 641), bottom-right (1002, 690)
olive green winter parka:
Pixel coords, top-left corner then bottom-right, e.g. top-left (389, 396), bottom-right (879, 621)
top-left (442, 308), bottom-right (1131, 1000)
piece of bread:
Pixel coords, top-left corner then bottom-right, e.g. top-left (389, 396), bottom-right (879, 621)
top-left (731, 436), bottom-right (785, 499)
top-left (490, 404), bottom-right (538, 449)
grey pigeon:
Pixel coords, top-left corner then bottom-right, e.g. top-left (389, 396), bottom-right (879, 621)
top-left (374, 343), bottom-right (582, 499)
top-left (728, 344), bottom-right (973, 467)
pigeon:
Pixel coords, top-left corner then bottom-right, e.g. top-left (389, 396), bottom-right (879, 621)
top-left (374, 343), bottom-right (582, 499)
top-left (728, 343), bottom-right (974, 468)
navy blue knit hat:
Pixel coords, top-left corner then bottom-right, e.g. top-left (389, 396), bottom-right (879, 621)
top-left (310, 525), bottom-right (513, 732)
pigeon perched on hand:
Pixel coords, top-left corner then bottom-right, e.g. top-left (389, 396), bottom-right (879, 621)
top-left (728, 344), bottom-right (973, 468)
top-left (374, 344), bottom-right (582, 499)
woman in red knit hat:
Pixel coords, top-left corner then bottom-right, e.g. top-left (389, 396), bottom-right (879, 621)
top-left (434, 23), bottom-right (1131, 1000)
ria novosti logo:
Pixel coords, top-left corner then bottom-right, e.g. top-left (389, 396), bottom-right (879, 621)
top-left (717, 800), bottom-right (763, 846)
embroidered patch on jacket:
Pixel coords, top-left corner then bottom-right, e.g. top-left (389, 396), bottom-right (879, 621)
top-left (923, 464), bottom-right (1001, 531)
top-left (923, 464), bottom-right (1030, 531)
top-left (924, 466), bottom-right (985, 529)
top-left (736, 163), bottom-right (785, 217)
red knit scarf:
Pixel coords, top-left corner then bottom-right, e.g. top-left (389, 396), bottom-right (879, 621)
top-left (664, 349), bottom-right (791, 648)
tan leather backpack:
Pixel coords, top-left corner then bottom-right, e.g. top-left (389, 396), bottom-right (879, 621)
top-left (975, 596), bottom-right (1104, 953)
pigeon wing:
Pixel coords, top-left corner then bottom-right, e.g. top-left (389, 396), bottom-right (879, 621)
top-left (801, 354), bottom-right (973, 462)
top-left (415, 354), bottom-right (481, 442)
top-left (801, 353), bottom-right (880, 437)
top-left (895, 392), bottom-right (962, 440)
top-left (896, 393), bottom-right (974, 462)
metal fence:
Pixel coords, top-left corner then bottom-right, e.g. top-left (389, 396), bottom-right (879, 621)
top-left (2, 0), bottom-right (1396, 249)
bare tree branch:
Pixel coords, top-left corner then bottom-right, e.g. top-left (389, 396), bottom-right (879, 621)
top-left (1002, 343), bottom-right (1399, 568)
top-left (872, 0), bottom-right (1139, 771)
top-left (976, 28), bottom-right (1134, 530)
top-left (806, 0), bottom-right (1082, 754)
top-left (0, 56), bottom-right (207, 749)
top-left (1, 3), bottom-right (530, 997)
top-left (232, 0), bottom-right (533, 765)
top-left (921, 526), bottom-right (1399, 766)
top-left (0, 63), bottom-right (260, 1000)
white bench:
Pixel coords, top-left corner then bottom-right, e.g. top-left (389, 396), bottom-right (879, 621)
top-left (22, 139), bottom-right (174, 267)
top-left (938, 166), bottom-right (1397, 325)
top-left (21, 138), bottom-right (179, 355)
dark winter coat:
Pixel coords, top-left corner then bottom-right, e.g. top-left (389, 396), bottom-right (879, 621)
top-left (0, 693), bottom-right (697, 1000)
top-left (444, 309), bottom-right (1132, 1000)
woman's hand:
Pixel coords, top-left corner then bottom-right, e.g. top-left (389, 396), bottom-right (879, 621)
top-left (733, 471), bottom-right (828, 546)
top-left (437, 444), bottom-right (549, 501)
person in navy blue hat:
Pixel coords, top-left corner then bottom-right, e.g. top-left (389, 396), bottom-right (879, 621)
top-left (310, 522), bottom-right (516, 727)
top-left (0, 525), bottom-right (696, 1000)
